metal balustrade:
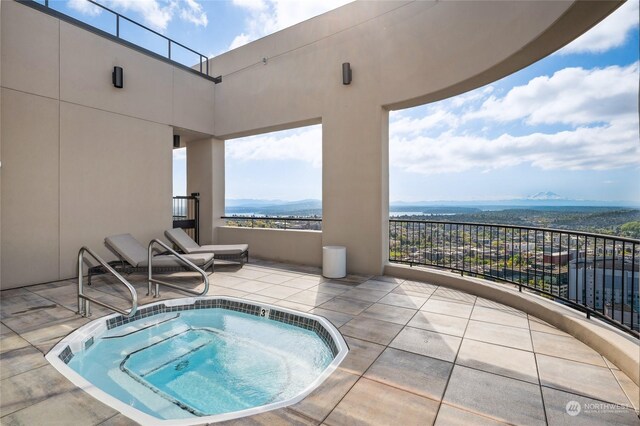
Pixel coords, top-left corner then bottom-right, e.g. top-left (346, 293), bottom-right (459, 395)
top-left (221, 216), bottom-right (323, 231)
top-left (389, 219), bottom-right (640, 337)
top-left (19, 0), bottom-right (221, 83)
top-left (173, 195), bottom-right (200, 244)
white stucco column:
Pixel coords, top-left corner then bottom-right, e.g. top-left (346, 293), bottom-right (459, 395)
top-left (187, 137), bottom-right (225, 245)
top-left (322, 102), bottom-right (389, 276)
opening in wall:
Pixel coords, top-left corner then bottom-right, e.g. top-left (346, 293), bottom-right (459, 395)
top-left (224, 124), bottom-right (322, 230)
top-left (172, 147), bottom-right (187, 197)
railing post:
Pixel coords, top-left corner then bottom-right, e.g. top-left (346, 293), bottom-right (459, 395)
top-left (194, 195), bottom-right (200, 244)
top-left (116, 15), bottom-right (120, 38)
top-left (78, 249), bottom-right (84, 316)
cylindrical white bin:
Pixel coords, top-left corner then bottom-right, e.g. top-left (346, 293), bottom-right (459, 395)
top-left (323, 246), bottom-right (346, 279)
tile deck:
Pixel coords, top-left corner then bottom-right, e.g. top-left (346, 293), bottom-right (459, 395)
top-left (1, 259), bottom-right (638, 425)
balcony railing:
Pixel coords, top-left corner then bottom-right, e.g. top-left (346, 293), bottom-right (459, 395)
top-left (20, 0), bottom-right (221, 83)
top-left (389, 219), bottom-right (640, 337)
top-left (173, 195), bottom-right (199, 244)
top-left (222, 216), bottom-right (322, 231)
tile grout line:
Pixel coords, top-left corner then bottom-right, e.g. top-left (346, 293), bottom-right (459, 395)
top-left (303, 279), bottom-right (425, 424)
top-left (527, 314), bottom-right (549, 426)
top-left (429, 289), bottom-right (477, 424)
top-left (604, 353), bottom-right (637, 411)
top-left (315, 295), bottom-right (412, 426)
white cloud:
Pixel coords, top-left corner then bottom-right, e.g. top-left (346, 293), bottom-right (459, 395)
top-left (390, 123), bottom-right (639, 175)
top-left (391, 62), bottom-right (640, 175)
top-left (466, 63), bottom-right (639, 126)
top-left (173, 148), bottom-right (186, 161)
top-left (68, 0), bottom-right (102, 16)
top-left (68, 0), bottom-right (208, 31)
top-left (228, 0), bottom-right (352, 50)
top-left (390, 108), bottom-right (460, 138)
top-left (229, 33), bottom-right (252, 50)
top-left (559, 0), bottom-right (639, 55)
top-left (232, 0), bottom-right (267, 12)
top-left (179, 0), bottom-right (208, 27)
top-left (226, 125), bottom-right (322, 167)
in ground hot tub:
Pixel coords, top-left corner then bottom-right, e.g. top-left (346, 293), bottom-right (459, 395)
top-left (46, 297), bottom-right (348, 425)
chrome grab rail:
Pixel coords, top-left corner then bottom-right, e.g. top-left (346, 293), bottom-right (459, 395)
top-left (147, 239), bottom-right (210, 298)
top-left (78, 247), bottom-right (138, 318)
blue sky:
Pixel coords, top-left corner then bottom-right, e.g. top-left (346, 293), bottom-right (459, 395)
top-left (57, 0), bottom-right (639, 204)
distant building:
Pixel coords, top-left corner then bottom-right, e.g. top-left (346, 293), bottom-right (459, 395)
top-left (543, 251), bottom-right (574, 266)
top-left (568, 258), bottom-right (639, 330)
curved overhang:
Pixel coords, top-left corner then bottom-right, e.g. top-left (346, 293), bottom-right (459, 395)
top-left (386, 0), bottom-right (627, 111)
top-left (210, 0), bottom-right (625, 138)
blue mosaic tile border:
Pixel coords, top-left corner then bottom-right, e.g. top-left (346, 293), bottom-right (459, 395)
top-left (59, 345), bottom-right (74, 364)
top-left (269, 310), bottom-right (339, 357)
top-left (106, 299), bottom-right (263, 329)
top-left (104, 299), bottom-right (339, 357)
top-left (84, 336), bottom-right (94, 350)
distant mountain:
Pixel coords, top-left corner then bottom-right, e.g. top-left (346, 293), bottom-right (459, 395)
top-left (224, 196), bottom-right (639, 217)
top-left (226, 199), bottom-right (288, 207)
top-left (527, 191), bottom-right (565, 200)
top-left (390, 197), bottom-right (639, 209)
top-left (225, 199), bottom-right (322, 215)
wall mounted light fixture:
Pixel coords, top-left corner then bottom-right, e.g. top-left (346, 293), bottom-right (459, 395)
top-left (112, 66), bottom-right (124, 88)
top-left (342, 62), bottom-right (352, 85)
top-left (173, 135), bottom-right (181, 148)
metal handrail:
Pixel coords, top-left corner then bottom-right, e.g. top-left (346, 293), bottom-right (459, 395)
top-left (221, 216), bottom-right (322, 222)
top-left (390, 218), bottom-right (640, 245)
top-left (147, 239), bottom-right (210, 298)
top-left (78, 247), bottom-right (138, 317)
top-left (84, 0), bottom-right (209, 73)
top-left (21, 0), bottom-right (218, 81)
top-left (221, 215), bottom-right (323, 230)
top-left (389, 219), bottom-right (640, 337)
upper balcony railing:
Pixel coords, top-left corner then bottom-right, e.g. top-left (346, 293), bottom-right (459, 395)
top-left (20, 0), bottom-right (221, 83)
top-left (222, 216), bottom-right (322, 231)
top-left (389, 219), bottom-right (640, 337)
top-left (173, 195), bottom-right (200, 244)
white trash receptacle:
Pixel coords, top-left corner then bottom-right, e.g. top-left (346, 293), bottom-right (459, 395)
top-left (323, 246), bottom-right (346, 279)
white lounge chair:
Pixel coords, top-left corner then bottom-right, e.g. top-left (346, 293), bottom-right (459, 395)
top-left (105, 233), bottom-right (214, 271)
top-left (165, 228), bottom-right (249, 265)
top-left (97, 233), bottom-right (214, 297)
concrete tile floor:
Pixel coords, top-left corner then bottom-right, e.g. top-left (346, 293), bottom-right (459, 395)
top-left (1, 259), bottom-right (639, 425)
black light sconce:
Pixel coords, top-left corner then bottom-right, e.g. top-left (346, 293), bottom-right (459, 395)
top-left (173, 135), bottom-right (181, 148)
top-left (112, 66), bottom-right (124, 88)
top-left (342, 62), bottom-right (352, 85)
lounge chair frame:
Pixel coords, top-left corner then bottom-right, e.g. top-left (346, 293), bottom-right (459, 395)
top-left (165, 228), bottom-right (249, 265)
top-left (88, 237), bottom-right (213, 298)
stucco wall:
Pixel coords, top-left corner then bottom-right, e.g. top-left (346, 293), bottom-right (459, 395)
top-left (187, 137), bottom-right (225, 245)
top-left (0, 0), bottom-right (215, 288)
top-left (217, 227), bottom-right (322, 267)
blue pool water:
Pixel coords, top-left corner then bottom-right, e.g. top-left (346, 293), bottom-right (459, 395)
top-left (67, 308), bottom-right (334, 419)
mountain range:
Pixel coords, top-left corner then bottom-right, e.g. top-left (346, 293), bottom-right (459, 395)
top-left (224, 193), bottom-right (639, 215)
